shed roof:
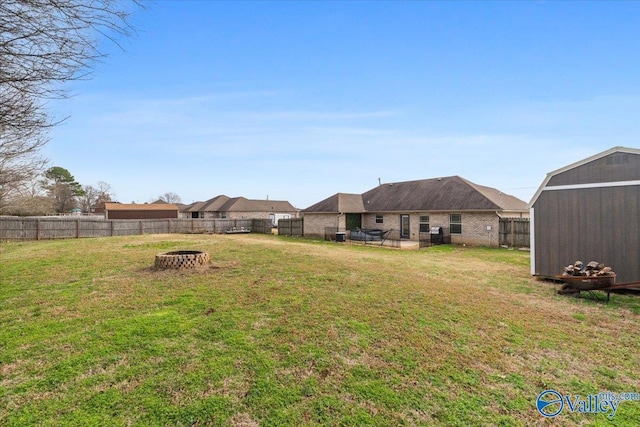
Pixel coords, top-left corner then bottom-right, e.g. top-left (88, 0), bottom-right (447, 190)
top-left (104, 202), bottom-right (178, 211)
top-left (304, 176), bottom-right (527, 213)
top-left (529, 146), bottom-right (640, 206)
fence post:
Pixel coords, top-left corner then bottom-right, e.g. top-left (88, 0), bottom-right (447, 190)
top-left (168, 219), bottom-right (171, 234)
top-left (510, 218), bottom-right (515, 248)
top-left (140, 220), bottom-right (143, 235)
top-left (36, 219), bottom-right (41, 240)
top-left (76, 219), bottom-right (80, 238)
top-left (110, 220), bottom-right (114, 237)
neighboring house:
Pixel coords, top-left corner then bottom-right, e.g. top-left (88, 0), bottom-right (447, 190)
top-left (183, 195), bottom-right (298, 224)
top-left (173, 203), bottom-right (189, 215)
top-left (530, 146), bottom-right (640, 284)
top-left (184, 195), bottom-right (231, 219)
top-left (104, 202), bottom-right (179, 220)
top-left (303, 176), bottom-right (528, 246)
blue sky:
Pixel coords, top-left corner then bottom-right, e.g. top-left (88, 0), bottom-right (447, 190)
top-left (45, 1), bottom-right (640, 208)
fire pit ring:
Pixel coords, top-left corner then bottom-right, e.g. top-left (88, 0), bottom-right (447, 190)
top-left (155, 250), bottom-right (210, 269)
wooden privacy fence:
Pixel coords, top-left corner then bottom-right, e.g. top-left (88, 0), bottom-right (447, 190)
top-left (0, 217), bottom-right (273, 240)
top-left (499, 218), bottom-right (530, 247)
top-left (277, 218), bottom-right (303, 236)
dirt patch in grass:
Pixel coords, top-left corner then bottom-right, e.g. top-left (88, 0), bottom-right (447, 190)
top-left (230, 412), bottom-right (260, 427)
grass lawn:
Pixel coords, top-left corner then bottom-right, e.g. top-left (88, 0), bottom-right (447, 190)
top-left (1, 234), bottom-right (639, 426)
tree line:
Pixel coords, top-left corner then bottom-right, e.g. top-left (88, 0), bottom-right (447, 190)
top-left (1, 1), bottom-right (141, 215)
top-left (1, 166), bottom-right (115, 216)
top-left (1, 164), bottom-right (184, 216)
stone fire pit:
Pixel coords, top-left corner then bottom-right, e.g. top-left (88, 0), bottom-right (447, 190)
top-left (155, 250), bottom-right (210, 269)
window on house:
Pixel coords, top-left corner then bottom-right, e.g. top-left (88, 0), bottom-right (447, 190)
top-left (419, 215), bottom-right (429, 232)
top-left (450, 214), bottom-right (462, 234)
top-left (376, 214), bottom-right (383, 224)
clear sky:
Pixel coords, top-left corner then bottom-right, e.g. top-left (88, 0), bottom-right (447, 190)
top-left (45, 1), bottom-right (640, 208)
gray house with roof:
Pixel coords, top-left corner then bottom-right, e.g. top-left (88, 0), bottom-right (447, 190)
top-left (183, 195), bottom-right (298, 224)
top-left (302, 176), bottom-right (528, 246)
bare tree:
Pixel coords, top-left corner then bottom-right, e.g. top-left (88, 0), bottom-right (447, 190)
top-left (158, 192), bottom-right (182, 204)
top-left (0, 87), bottom-right (50, 212)
top-left (80, 181), bottom-right (114, 213)
top-left (80, 185), bottom-right (99, 213)
top-left (2, 194), bottom-right (54, 216)
top-left (0, 154), bottom-right (47, 214)
top-left (95, 180), bottom-right (115, 204)
top-left (0, 174), bottom-right (54, 216)
top-left (0, 0), bottom-right (140, 211)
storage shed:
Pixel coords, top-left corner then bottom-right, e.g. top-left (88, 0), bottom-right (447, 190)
top-left (104, 202), bottom-right (179, 220)
top-left (530, 146), bottom-right (640, 284)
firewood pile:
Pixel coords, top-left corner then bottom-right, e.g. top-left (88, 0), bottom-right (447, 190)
top-left (562, 260), bottom-right (615, 277)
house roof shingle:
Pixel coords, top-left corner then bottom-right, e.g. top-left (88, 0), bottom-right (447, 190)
top-left (184, 195), bottom-right (296, 213)
top-left (303, 193), bottom-right (365, 213)
top-left (185, 195), bottom-right (230, 212)
top-left (221, 197), bottom-right (296, 212)
top-left (304, 176), bottom-right (527, 213)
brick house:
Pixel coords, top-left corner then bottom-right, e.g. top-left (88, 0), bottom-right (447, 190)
top-left (302, 176), bottom-right (528, 246)
top-left (183, 195), bottom-right (298, 224)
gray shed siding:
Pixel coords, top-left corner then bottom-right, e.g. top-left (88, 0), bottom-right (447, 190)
top-left (532, 150), bottom-right (640, 284)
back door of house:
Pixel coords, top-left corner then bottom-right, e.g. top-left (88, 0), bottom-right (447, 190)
top-left (346, 213), bottom-right (362, 230)
top-left (400, 214), bottom-right (410, 238)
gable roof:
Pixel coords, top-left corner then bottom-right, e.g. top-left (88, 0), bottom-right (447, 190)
top-left (220, 197), bottom-right (296, 212)
top-left (201, 195), bottom-right (231, 211)
top-left (104, 202), bottom-right (178, 211)
top-left (461, 178), bottom-right (530, 212)
top-left (303, 193), bottom-right (365, 213)
top-left (185, 195), bottom-right (230, 212)
top-left (529, 146), bottom-right (640, 206)
top-left (184, 195), bottom-right (296, 213)
top-left (304, 176), bottom-right (527, 213)
top-left (184, 201), bottom-right (206, 212)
